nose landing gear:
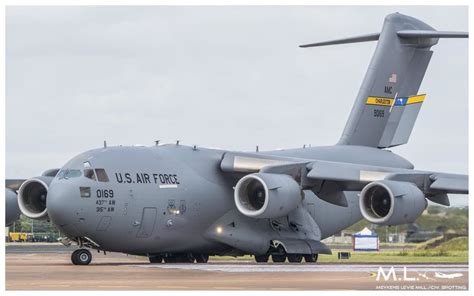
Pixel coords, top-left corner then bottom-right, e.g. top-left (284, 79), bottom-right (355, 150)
top-left (71, 249), bottom-right (92, 265)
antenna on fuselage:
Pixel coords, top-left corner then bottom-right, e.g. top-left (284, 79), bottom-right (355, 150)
top-left (256, 145), bottom-right (259, 152)
top-left (103, 140), bottom-right (107, 148)
top-left (155, 140), bottom-right (160, 146)
top-left (176, 140), bottom-right (180, 145)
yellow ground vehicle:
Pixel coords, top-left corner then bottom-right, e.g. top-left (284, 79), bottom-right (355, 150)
top-left (9, 232), bottom-right (29, 242)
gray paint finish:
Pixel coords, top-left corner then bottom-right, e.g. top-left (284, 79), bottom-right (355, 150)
top-left (5, 12), bottom-right (468, 263)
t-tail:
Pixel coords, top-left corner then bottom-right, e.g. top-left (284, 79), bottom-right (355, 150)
top-left (300, 13), bottom-right (468, 148)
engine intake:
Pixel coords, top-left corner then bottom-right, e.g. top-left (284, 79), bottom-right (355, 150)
top-left (234, 173), bottom-right (302, 219)
top-left (359, 180), bottom-right (427, 225)
top-left (18, 177), bottom-right (52, 220)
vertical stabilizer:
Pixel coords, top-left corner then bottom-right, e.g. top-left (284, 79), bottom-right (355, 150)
top-left (300, 13), bottom-right (468, 148)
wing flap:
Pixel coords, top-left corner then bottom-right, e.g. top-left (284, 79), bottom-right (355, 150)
top-left (429, 173), bottom-right (468, 194)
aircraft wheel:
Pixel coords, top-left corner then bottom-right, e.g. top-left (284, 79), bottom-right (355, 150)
top-left (303, 254), bottom-right (318, 263)
top-left (180, 254), bottom-right (195, 263)
top-left (148, 255), bottom-right (163, 263)
top-left (287, 254), bottom-right (303, 263)
top-left (71, 249), bottom-right (92, 265)
top-left (164, 256), bottom-right (177, 263)
top-left (254, 255), bottom-right (269, 263)
top-left (272, 254), bottom-right (286, 263)
top-left (194, 254), bottom-right (209, 263)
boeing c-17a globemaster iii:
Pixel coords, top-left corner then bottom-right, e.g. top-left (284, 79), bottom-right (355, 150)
top-left (5, 13), bottom-right (468, 264)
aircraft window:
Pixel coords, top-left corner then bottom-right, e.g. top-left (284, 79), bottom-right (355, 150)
top-left (57, 170), bottom-right (66, 179)
top-left (65, 170), bottom-right (81, 178)
top-left (84, 168), bottom-right (97, 181)
top-left (57, 169), bottom-right (81, 180)
top-left (95, 169), bottom-right (109, 182)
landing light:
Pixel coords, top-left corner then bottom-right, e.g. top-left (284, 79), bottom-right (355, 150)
top-left (216, 226), bottom-right (223, 234)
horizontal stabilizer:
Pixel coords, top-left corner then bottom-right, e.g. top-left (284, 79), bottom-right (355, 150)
top-left (397, 30), bottom-right (468, 39)
top-left (299, 30), bottom-right (468, 49)
top-left (299, 32), bottom-right (379, 48)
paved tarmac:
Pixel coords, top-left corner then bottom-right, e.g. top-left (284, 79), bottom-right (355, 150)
top-left (5, 244), bottom-right (468, 290)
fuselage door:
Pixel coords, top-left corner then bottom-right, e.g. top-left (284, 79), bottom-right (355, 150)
top-left (136, 207), bottom-right (157, 238)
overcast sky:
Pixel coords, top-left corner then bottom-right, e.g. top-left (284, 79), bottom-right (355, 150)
top-left (6, 6), bottom-right (468, 206)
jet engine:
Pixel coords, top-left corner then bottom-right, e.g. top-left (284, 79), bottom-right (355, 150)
top-left (234, 173), bottom-right (303, 219)
top-left (5, 188), bottom-right (21, 226)
top-left (17, 177), bottom-right (53, 220)
top-left (359, 180), bottom-right (427, 226)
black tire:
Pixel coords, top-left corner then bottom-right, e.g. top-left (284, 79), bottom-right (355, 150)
top-left (255, 255), bottom-right (269, 263)
top-left (71, 249), bottom-right (92, 265)
top-left (272, 254), bottom-right (286, 263)
top-left (149, 255), bottom-right (163, 263)
top-left (303, 253), bottom-right (318, 263)
top-left (177, 254), bottom-right (195, 263)
top-left (287, 254), bottom-right (303, 263)
top-left (164, 256), bottom-right (177, 263)
top-left (194, 254), bottom-right (209, 263)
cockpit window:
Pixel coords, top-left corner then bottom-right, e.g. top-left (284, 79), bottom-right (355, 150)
top-left (66, 170), bottom-right (82, 178)
top-left (57, 169), bottom-right (82, 180)
top-left (84, 168), bottom-right (97, 181)
top-left (83, 161), bottom-right (109, 182)
top-left (95, 169), bottom-right (109, 182)
top-left (57, 170), bottom-right (66, 179)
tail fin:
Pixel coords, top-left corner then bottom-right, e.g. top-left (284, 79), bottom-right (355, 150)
top-left (300, 13), bottom-right (467, 148)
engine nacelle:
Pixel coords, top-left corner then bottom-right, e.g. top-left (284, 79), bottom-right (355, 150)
top-left (359, 180), bottom-right (427, 226)
top-left (17, 176), bottom-right (53, 220)
top-left (234, 173), bottom-right (303, 219)
top-left (6, 188), bottom-right (21, 226)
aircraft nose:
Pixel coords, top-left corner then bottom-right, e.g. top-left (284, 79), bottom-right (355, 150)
top-left (46, 182), bottom-right (78, 228)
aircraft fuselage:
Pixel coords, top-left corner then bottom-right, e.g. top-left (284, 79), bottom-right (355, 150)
top-left (46, 144), bottom-right (412, 255)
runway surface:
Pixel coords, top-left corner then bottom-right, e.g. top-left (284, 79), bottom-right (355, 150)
top-left (6, 244), bottom-right (468, 290)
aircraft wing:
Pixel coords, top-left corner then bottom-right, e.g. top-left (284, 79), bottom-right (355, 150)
top-left (306, 160), bottom-right (468, 194)
top-left (428, 173), bottom-right (468, 194)
top-left (221, 153), bottom-right (468, 206)
top-left (5, 169), bottom-right (59, 192)
top-left (6, 179), bottom-right (27, 191)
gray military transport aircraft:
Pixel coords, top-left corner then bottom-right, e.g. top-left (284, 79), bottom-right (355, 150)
top-left (5, 13), bottom-right (469, 265)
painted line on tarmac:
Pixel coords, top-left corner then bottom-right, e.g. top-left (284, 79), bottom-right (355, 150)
top-left (133, 264), bottom-right (468, 273)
